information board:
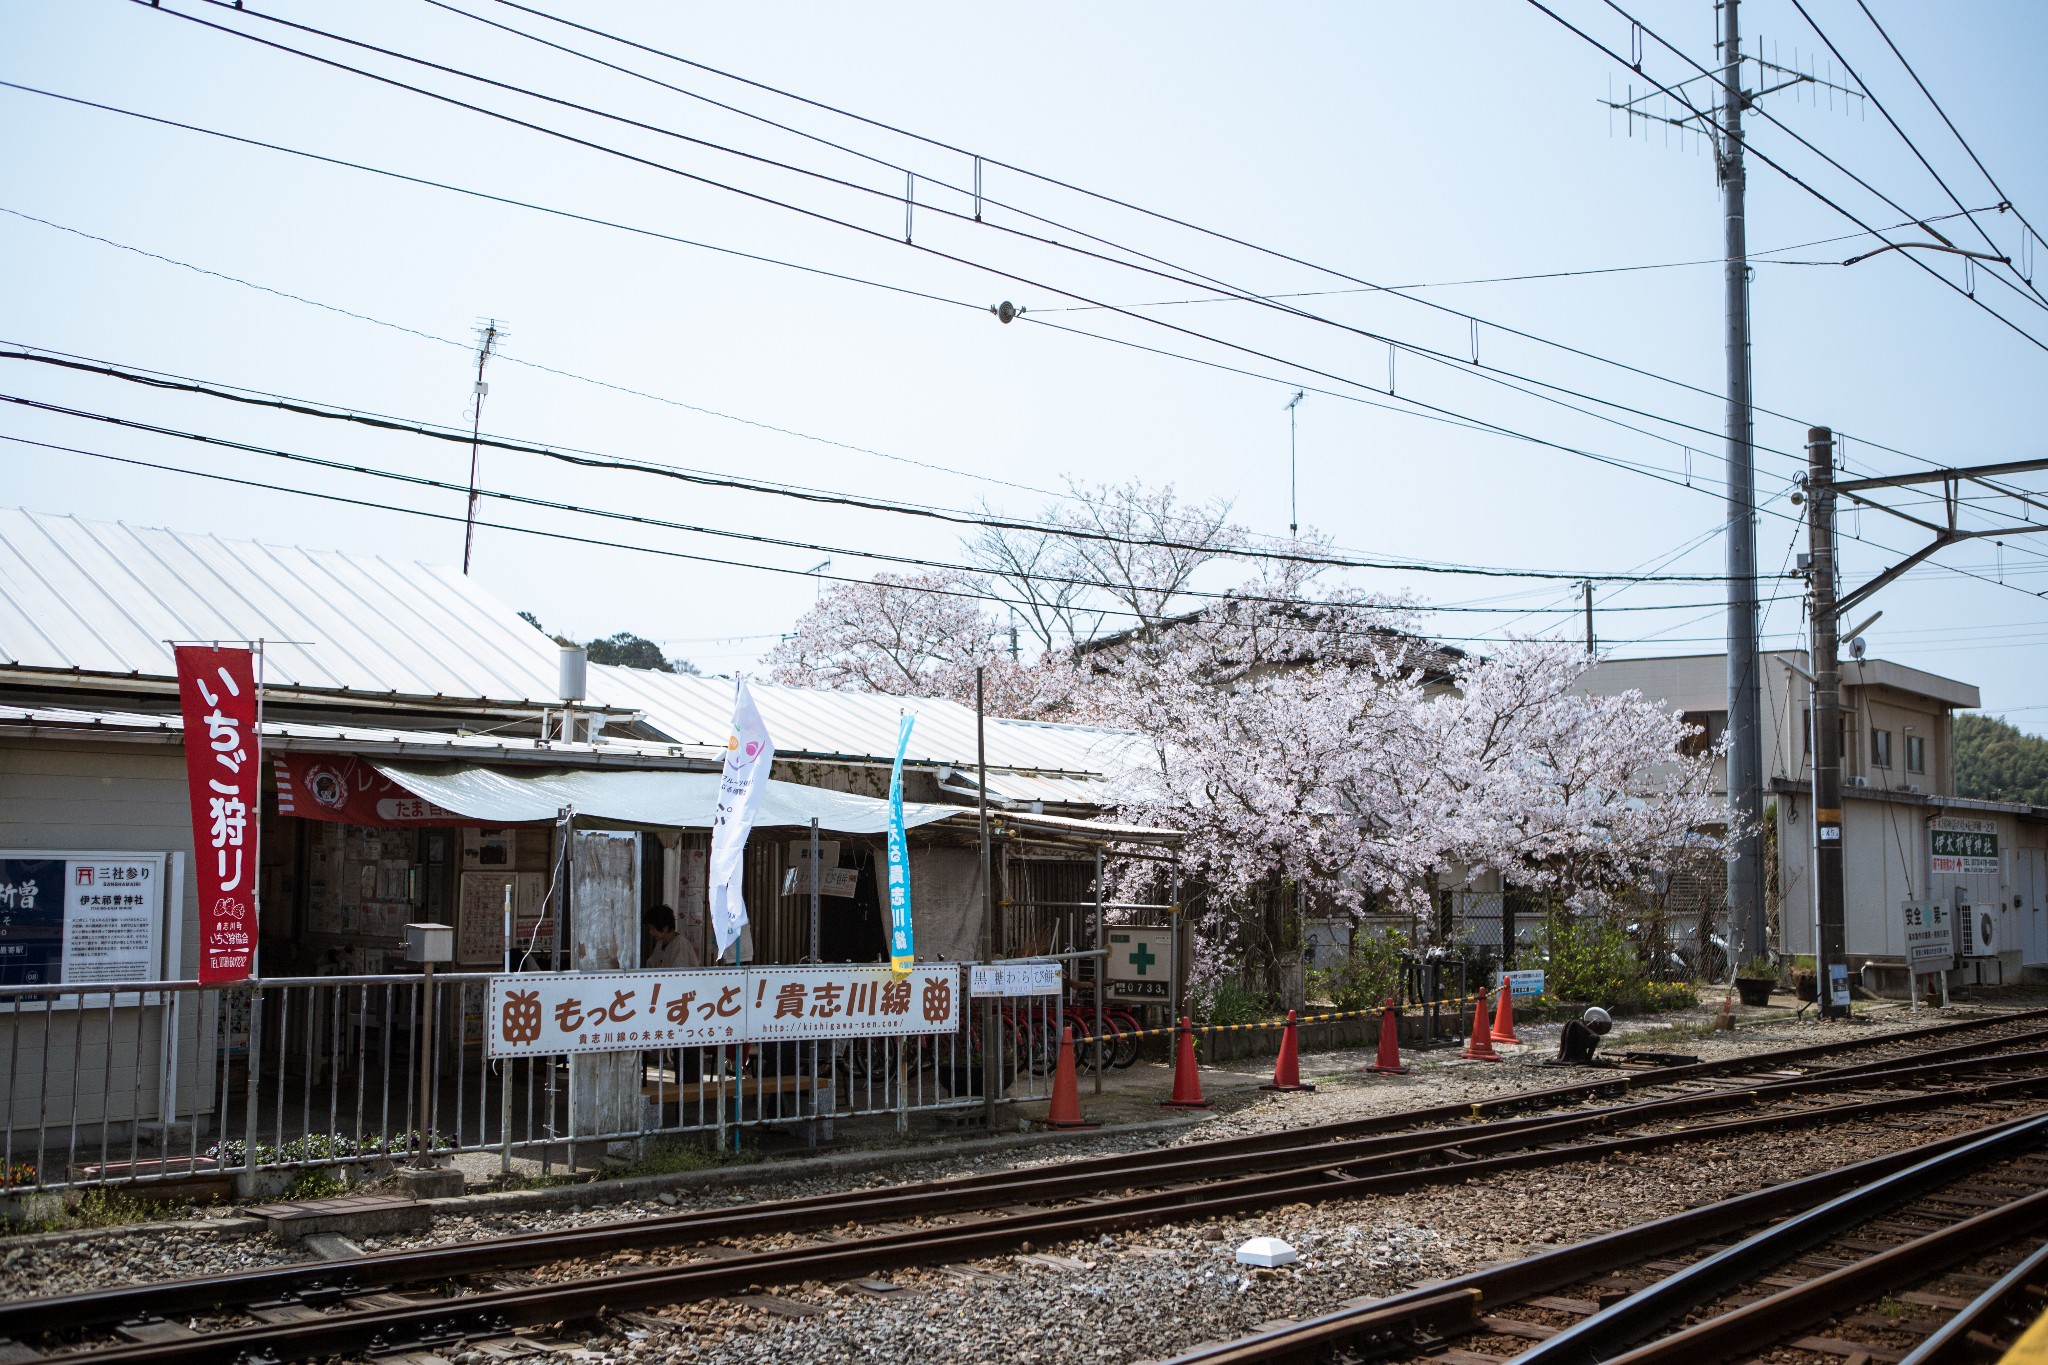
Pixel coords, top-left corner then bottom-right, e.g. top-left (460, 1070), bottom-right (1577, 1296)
top-left (0, 852), bottom-right (166, 995)
top-left (487, 962), bottom-right (963, 1057)
top-left (1901, 900), bottom-right (1955, 975)
top-left (457, 871), bottom-right (549, 965)
top-left (1500, 969), bottom-right (1546, 998)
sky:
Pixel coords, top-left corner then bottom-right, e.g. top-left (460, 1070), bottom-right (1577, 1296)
top-left (3, 1), bottom-right (2045, 725)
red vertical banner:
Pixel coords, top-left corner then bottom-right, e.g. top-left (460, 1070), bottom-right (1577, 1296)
top-left (175, 646), bottom-right (260, 983)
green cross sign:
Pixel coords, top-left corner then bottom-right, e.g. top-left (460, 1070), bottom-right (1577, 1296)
top-left (1127, 942), bottom-right (1157, 975)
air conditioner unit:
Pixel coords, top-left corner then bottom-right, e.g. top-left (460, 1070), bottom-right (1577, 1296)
top-left (1961, 907), bottom-right (2000, 958)
top-left (1848, 775), bottom-right (1870, 789)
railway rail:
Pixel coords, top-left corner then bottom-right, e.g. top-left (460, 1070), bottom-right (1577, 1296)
top-left (1167, 1105), bottom-right (2048, 1363)
top-left (11, 1008), bottom-right (2048, 1365)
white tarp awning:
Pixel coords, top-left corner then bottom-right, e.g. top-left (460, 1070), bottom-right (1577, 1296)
top-left (374, 762), bottom-right (961, 834)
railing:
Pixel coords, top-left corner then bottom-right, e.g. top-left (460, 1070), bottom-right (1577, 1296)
top-left (0, 965), bottom-right (1062, 1195)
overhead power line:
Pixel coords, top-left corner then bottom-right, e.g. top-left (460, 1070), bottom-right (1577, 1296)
top-left (0, 430), bottom-right (1793, 650)
top-left (0, 358), bottom-right (1765, 585)
top-left (1543, 0), bottom-right (2048, 354)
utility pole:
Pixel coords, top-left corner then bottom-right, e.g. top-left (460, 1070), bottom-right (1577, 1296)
top-left (461, 319), bottom-right (504, 575)
top-left (1284, 390), bottom-right (1306, 538)
top-left (1716, 0), bottom-right (1767, 971)
top-left (1581, 580), bottom-right (1596, 656)
top-left (1805, 427), bottom-right (1846, 1020)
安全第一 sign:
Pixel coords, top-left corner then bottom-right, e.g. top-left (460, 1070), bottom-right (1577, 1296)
top-left (1901, 900), bottom-right (1955, 975)
top-left (0, 853), bottom-right (166, 995)
top-left (1931, 817), bottom-right (1999, 876)
top-left (487, 962), bottom-right (962, 1057)
top-left (971, 962), bottom-right (1062, 997)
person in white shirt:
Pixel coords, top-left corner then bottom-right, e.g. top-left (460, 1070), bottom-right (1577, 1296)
top-left (644, 904), bottom-right (687, 971)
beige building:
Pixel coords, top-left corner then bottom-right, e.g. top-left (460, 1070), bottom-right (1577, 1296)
top-left (1583, 651), bottom-right (2048, 994)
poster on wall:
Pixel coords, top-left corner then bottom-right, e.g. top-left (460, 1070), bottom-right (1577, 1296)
top-left (0, 852), bottom-right (166, 999)
top-left (456, 871), bottom-right (549, 964)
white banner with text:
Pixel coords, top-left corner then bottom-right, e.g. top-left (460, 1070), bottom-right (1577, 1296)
top-left (488, 962), bottom-right (963, 1057)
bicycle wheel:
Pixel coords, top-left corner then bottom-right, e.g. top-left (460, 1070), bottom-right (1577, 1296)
top-left (1108, 1013), bottom-right (1143, 1069)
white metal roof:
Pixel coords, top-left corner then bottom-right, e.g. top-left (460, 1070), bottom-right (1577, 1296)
top-left (591, 664), bottom-right (1141, 780)
top-left (0, 507), bottom-right (564, 703)
top-left (0, 508), bottom-right (1141, 791)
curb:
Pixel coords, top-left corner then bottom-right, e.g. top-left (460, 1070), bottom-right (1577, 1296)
top-left (0, 1115), bottom-right (1205, 1250)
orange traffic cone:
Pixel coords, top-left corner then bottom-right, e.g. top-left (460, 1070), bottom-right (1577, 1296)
top-left (1461, 989), bottom-right (1503, 1062)
top-left (1367, 998), bottom-right (1410, 1076)
top-left (1260, 1010), bottom-right (1316, 1093)
top-left (1161, 1016), bottom-right (1213, 1109)
top-left (1490, 975), bottom-right (1522, 1045)
top-left (1042, 1025), bottom-right (1098, 1130)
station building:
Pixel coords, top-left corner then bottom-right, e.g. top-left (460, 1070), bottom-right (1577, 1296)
top-left (0, 508), bottom-right (1174, 1177)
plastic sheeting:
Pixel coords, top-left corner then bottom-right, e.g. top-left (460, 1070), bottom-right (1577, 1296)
top-left (372, 761), bottom-right (963, 834)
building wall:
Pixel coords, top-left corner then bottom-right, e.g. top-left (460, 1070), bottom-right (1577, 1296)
top-left (0, 736), bottom-right (214, 1140)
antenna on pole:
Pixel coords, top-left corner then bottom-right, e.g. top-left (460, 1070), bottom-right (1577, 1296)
top-left (1283, 390), bottom-right (1306, 538)
top-left (804, 558), bottom-right (831, 601)
top-left (461, 318), bottom-right (506, 575)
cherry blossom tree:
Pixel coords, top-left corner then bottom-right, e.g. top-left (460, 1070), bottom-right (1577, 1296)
top-left (764, 572), bottom-right (1066, 717)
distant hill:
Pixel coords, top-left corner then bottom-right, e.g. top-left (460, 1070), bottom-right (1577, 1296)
top-left (1955, 713), bottom-right (2048, 806)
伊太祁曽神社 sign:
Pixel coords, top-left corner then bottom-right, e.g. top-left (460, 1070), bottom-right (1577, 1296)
top-left (1931, 817), bottom-right (1999, 877)
top-left (486, 962), bottom-right (962, 1058)
top-left (175, 646), bottom-right (259, 984)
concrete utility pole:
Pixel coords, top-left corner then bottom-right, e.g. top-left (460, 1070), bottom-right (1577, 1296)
top-left (1805, 428), bottom-right (1847, 1020)
top-left (1582, 580), bottom-right (1596, 656)
top-left (1717, 0), bottom-right (1767, 971)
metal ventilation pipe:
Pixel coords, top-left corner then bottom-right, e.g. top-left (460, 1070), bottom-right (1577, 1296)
top-left (558, 644), bottom-right (588, 703)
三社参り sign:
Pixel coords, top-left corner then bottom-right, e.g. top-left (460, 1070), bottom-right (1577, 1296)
top-left (487, 962), bottom-right (962, 1057)
top-left (0, 853), bottom-right (166, 993)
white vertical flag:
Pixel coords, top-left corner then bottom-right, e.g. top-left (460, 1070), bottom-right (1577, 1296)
top-left (708, 677), bottom-right (775, 959)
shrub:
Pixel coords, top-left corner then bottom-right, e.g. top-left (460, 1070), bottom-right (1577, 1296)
top-left (1306, 926), bottom-right (1408, 1012)
top-left (1195, 978), bottom-right (1272, 1027)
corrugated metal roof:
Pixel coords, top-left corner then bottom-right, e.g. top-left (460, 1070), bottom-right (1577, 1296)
top-left (591, 665), bottom-right (1142, 777)
top-left (0, 508), bottom-right (1145, 784)
top-left (0, 507), bottom-right (564, 703)
top-left (0, 702), bottom-right (724, 766)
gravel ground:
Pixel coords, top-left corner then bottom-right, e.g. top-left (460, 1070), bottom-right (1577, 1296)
top-left (2, 995), bottom-right (2041, 1348)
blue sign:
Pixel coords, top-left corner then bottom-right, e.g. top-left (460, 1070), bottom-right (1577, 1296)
top-left (0, 859), bottom-right (66, 986)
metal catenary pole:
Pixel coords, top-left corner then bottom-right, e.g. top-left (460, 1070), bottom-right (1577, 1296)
top-left (1719, 0), bottom-right (1767, 969)
top-left (1807, 426), bottom-right (1847, 1020)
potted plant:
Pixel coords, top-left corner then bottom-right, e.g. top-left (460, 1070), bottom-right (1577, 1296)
top-left (1733, 955), bottom-right (1776, 1007)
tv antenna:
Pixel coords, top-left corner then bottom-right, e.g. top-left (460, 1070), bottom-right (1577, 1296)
top-left (1283, 390), bottom-right (1306, 537)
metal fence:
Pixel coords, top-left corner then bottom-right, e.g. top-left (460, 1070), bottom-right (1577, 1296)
top-left (0, 965), bottom-right (1061, 1195)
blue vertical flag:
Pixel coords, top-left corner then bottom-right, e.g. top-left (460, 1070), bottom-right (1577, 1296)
top-left (886, 712), bottom-right (916, 977)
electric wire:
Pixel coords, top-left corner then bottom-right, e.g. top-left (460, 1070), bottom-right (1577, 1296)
top-left (462, 0), bottom-right (1883, 456)
top-left (0, 360), bottom-right (1763, 584)
top-left (1784, 0), bottom-right (2048, 311)
top-left (0, 429), bottom-right (1789, 649)
top-left (144, 0), bottom-right (1813, 476)
top-left (1557, 0), bottom-right (2048, 354)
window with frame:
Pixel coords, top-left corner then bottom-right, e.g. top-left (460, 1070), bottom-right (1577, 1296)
top-left (1871, 728), bottom-right (1893, 769)
top-left (1679, 710), bottom-right (1728, 757)
top-left (1907, 734), bottom-right (1925, 773)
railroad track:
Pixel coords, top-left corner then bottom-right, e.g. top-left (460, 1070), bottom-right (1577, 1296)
top-left (13, 1008), bottom-right (2048, 1365)
top-left (1166, 1110), bottom-right (2048, 1364)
